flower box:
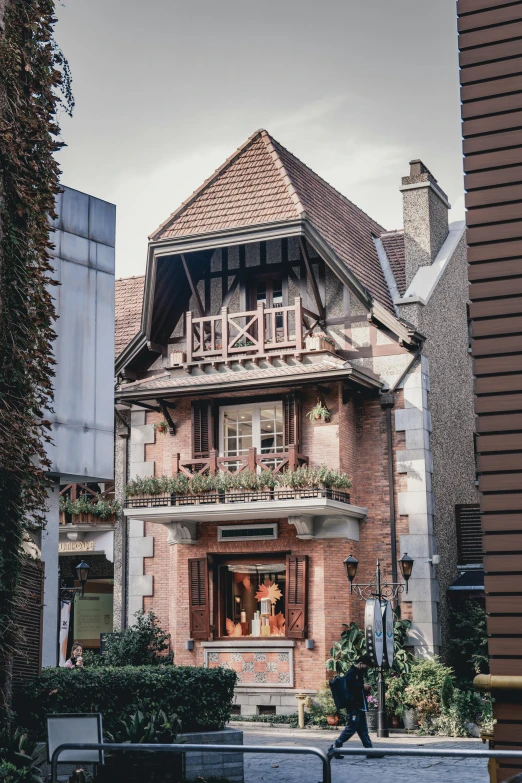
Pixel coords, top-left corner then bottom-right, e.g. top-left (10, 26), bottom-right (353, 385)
top-left (71, 513), bottom-right (116, 524)
top-left (168, 349), bottom-right (186, 367)
top-left (305, 335), bottom-right (335, 352)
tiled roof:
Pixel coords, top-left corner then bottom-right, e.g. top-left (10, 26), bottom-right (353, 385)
top-left (380, 231), bottom-right (406, 296)
top-left (151, 130), bottom-right (394, 312)
top-left (115, 276), bottom-right (145, 357)
top-left (117, 357), bottom-right (349, 394)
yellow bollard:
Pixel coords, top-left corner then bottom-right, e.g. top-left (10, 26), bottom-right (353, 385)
top-left (295, 693), bottom-right (307, 729)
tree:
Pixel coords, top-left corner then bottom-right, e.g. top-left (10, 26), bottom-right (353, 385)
top-left (0, 0), bottom-right (73, 717)
top-left (88, 611), bottom-right (173, 667)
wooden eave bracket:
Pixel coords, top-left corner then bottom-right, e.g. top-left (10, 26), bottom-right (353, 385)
top-left (370, 300), bottom-right (424, 348)
top-left (158, 399), bottom-right (176, 435)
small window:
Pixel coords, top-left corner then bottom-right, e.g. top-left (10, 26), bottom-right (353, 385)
top-left (218, 524), bottom-right (278, 542)
top-left (456, 504), bottom-right (482, 566)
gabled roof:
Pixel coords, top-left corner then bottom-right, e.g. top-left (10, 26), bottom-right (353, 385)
top-left (115, 276), bottom-right (145, 358)
top-left (380, 230), bottom-right (406, 296)
top-left (151, 129), bottom-right (394, 312)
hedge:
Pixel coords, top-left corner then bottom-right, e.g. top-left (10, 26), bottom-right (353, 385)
top-left (15, 666), bottom-right (237, 740)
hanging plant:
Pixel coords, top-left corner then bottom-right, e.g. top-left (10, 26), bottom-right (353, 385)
top-left (154, 421), bottom-right (169, 435)
top-left (306, 401), bottom-right (331, 423)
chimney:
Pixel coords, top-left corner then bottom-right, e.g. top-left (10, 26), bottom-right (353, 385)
top-left (400, 160), bottom-right (450, 290)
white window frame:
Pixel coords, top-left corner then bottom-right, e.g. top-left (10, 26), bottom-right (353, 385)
top-left (218, 401), bottom-right (284, 457)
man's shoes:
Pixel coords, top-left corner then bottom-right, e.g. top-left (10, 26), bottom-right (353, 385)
top-left (327, 744), bottom-right (344, 759)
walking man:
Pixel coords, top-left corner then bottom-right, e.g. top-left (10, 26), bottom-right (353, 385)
top-left (327, 654), bottom-right (376, 758)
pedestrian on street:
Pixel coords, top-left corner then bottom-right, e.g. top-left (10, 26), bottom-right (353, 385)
top-left (327, 654), bottom-right (377, 758)
top-left (64, 641), bottom-right (84, 669)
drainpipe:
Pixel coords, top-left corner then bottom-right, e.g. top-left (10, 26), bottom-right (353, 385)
top-left (115, 408), bottom-right (130, 629)
top-left (380, 394), bottom-right (398, 587)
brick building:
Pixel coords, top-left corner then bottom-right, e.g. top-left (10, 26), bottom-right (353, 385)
top-left (114, 130), bottom-right (478, 715)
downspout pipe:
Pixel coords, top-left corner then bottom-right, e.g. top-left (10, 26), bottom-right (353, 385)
top-left (115, 408), bottom-right (130, 629)
top-left (380, 394), bottom-right (398, 587)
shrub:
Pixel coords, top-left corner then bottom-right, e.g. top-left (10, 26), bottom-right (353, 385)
top-left (314, 685), bottom-right (339, 717)
top-left (0, 761), bottom-right (33, 783)
top-left (59, 495), bottom-right (121, 518)
top-left (126, 466), bottom-right (352, 497)
top-left (84, 611), bottom-right (173, 667)
top-left (404, 657), bottom-right (454, 724)
top-left (15, 666), bottom-right (237, 741)
top-left (0, 725), bottom-right (43, 782)
top-left (447, 598), bottom-right (489, 685)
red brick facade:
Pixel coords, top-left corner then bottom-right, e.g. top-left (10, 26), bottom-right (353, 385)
top-left (138, 382), bottom-right (411, 692)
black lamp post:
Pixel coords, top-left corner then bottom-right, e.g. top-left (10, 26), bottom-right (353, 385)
top-left (59, 560), bottom-right (91, 602)
top-left (344, 554), bottom-right (414, 738)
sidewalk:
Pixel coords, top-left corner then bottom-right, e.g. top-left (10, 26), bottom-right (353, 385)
top-left (242, 726), bottom-right (488, 783)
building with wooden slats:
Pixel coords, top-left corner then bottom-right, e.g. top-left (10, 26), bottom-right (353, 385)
top-left (457, 1), bottom-right (522, 779)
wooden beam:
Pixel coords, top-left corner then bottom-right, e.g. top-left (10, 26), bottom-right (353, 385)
top-left (299, 238), bottom-right (325, 322)
top-left (181, 254), bottom-right (205, 317)
top-left (158, 400), bottom-right (176, 435)
top-left (222, 274), bottom-right (240, 308)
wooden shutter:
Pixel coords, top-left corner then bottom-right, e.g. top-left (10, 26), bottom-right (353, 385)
top-left (286, 554), bottom-right (308, 639)
top-left (192, 402), bottom-right (213, 458)
top-left (12, 559), bottom-right (44, 692)
top-left (188, 557), bottom-right (209, 640)
top-left (284, 393), bottom-right (300, 448)
top-left (456, 505), bottom-right (482, 566)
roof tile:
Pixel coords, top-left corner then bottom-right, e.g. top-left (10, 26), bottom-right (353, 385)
top-left (380, 231), bottom-right (406, 296)
top-left (115, 276), bottom-right (144, 358)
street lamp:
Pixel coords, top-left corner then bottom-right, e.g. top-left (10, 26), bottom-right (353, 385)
top-left (344, 554), bottom-right (359, 588)
top-left (345, 556), bottom-right (414, 738)
top-left (60, 561), bottom-right (91, 601)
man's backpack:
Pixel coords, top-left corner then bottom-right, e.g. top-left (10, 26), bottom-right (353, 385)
top-left (329, 675), bottom-right (350, 711)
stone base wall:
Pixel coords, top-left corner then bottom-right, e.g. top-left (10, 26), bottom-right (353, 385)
top-left (181, 728), bottom-right (243, 783)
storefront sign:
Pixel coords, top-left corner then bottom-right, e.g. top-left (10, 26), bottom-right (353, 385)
top-left (364, 598), bottom-right (384, 667)
top-left (382, 600), bottom-right (394, 668)
top-left (59, 541), bottom-right (95, 553)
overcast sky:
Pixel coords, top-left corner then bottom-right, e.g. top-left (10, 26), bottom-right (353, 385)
top-left (55, 0), bottom-right (464, 279)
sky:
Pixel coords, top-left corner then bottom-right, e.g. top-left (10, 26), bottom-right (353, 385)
top-left (54, 0), bottom-right (464, 279)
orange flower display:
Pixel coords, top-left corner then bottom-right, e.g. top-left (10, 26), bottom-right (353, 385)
top-left (255, 581), bottom-right (282, 605)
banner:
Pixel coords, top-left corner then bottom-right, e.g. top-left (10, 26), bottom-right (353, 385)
top-left (382, 600), bottom-right (395, 669)
top-left (364, 598), bottom-right (384, 667)
top-left (59, 600), bottom-right (72, 666)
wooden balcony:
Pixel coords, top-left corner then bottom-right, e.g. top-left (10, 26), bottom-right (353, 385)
top-left (173, 446), bottom-right (308, 477)
top-left (186, 296), bottom-right (321, 365)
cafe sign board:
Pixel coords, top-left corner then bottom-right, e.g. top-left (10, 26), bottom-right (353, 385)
top-left (59, 540), bottom-right (95, 553)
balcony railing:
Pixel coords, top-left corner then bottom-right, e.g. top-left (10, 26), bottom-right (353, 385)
top-left (173, 446), bottom-right (308, 477)
top-left (126, 486), bottom-right (351, 509)
top-left (186, 296), bottom-right (320, 364)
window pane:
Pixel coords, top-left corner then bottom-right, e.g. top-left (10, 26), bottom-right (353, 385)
top-left (275, 434), bottom-right (284, 452)
top-left (237, 437), bottom-right (252, 453)
top-left (260, 407), bottom-right (275, 421)
top-left (238, 422), bottom-right (252, 437)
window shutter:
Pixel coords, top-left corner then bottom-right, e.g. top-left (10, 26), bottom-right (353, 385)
top-left (12, 558), bottom-right (44, 692)
top-left (188, 557), bottom-right (209, 640)
top-left (192, 402), bottom-right (213, 458)
top-left (284, 393), bottom-right (300, 448)
top-left (286, 554), bottom-right (308, 639)
top-left (456, 505), bottom-right (482, 566)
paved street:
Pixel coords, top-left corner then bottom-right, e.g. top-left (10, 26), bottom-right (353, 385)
top-left (242, 727), bottom-right (488, 783)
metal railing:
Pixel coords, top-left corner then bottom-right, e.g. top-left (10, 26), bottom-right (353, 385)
top-left (50, 742), bottom-right (331, 783)
top-left (50, 740), bottom-right (522, 783)
top-left (125, 487), bottom-right (351, 509)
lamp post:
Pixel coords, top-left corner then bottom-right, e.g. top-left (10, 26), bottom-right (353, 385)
top-left (59, 560), bottom-right (91, 601)
top-left (343, 554), bottom-right (414, 738)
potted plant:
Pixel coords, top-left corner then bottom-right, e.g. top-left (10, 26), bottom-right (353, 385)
top-left (306, 401), bottom-right (331, 423)
top-left (366, 694), bottom-right (379, 731)
top-left (154, 420), bottom-right (169, 435)
top-left (314, 685), bottom-right (340, 726)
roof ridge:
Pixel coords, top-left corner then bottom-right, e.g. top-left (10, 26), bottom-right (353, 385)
top-left (380, 229), bottom-right (404, 237)
top-left (149, 129), bottom-right (287, 241)
top-left (116, 274), bottom-right (145, 282)
top-left (268, 133), bottom-right (387, 235)
top-left (259, 130), bottom-right (306, 218)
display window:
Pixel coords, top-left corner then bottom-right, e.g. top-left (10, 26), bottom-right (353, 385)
top-left (218, 560), bottom-right (286, 638)
top-left (219, 402), bottom-right (284, 469)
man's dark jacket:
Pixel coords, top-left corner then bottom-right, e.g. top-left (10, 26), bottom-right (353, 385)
top-left (329, 665), bottom-right (367, 711)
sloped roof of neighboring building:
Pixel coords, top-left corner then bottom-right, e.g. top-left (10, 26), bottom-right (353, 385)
top-left (151, 129), bottom-right (394, 312)
top-left (115, 275), bottom-right (145, 357)
top-left (380, 230), bottom-right (406, 296)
